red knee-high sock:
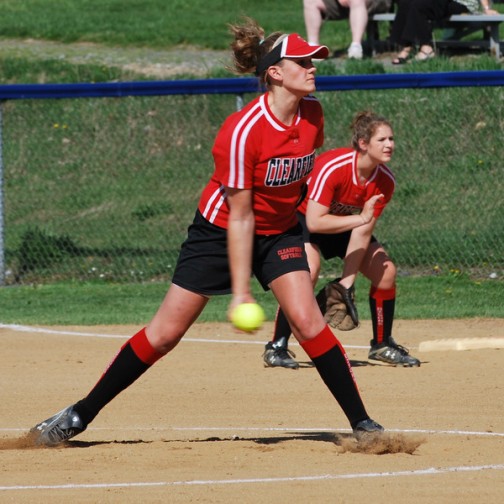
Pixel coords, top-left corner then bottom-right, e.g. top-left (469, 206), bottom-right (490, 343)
top-left (301, 326), bottom-right (368, 429)
top-left (75, 328), bottom-right (163, 424)
top-left (369, 285), bottom-right (396, 346)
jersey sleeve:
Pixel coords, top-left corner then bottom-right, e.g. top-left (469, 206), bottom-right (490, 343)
top-left (211, 112), bottom-right (259, 190)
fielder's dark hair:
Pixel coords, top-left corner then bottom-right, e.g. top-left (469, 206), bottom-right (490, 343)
top-left (350, 111), bottom-right (392, 151)
top-left (228, 17), bottom-right (283, 84)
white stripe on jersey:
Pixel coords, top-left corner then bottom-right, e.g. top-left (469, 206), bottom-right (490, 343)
top-left (310, 151), bottom-right (356, 202)
top-left (237, 113), bottom-right (262, 187)
top-left (229, 101), bottom-right (263, 188)
top-left (202, 185), bottom-right (226, 223)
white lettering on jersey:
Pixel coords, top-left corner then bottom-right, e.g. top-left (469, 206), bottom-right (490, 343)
top-left (265, 152), bottom-right (315, 187)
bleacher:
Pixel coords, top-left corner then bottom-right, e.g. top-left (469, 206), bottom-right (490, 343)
top-left (366, 11), bottom-right (504, 59)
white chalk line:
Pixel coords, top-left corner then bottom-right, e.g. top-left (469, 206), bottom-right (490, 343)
top-left (2, 425), bottom-right (503, 438)
top-left (0, 322), bottom-right (368, 349)
top-left (1, 464), bottom-right (503, 492)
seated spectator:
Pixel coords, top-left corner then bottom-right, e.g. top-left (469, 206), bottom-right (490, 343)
top-left (303, 0), bottom-right (393, 59)
top-left (391, 0), bottom-right (499, 64)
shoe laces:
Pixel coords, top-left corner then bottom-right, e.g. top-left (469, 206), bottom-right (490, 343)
top-left (47, 424), bottom-right (80, 444)
top-left (394, 344), bottom-right (410, 356)
top-left (275, 347), bottom-right (296, 360)
top-left (388, 338), bottom-right (410, 356)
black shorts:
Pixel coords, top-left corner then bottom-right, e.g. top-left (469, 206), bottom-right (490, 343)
top-left (298, 212), bottom-right (376, 260)
top-left (172, 210), bottom-right (310, 296)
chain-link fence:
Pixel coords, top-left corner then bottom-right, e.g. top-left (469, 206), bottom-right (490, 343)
top-left (1, 78), bottom-right (503, 285)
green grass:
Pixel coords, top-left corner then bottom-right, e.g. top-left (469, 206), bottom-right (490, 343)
top-left (0, 274), bottom-right (502, 325)
top-left (0, 56), bottom-right (142, 84)
top-left (0, 0), bottom-right (321, 49)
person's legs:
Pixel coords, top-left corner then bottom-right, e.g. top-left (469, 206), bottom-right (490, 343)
top-left (334, 0), bottom-right (365, 59)
top-left (391, 46), bottom-right (413, 64)
top-left (344, 0), bottom-right (368, 58)
top-left (359, 242), bottom-right (420, 367)
top-left (263, 312), bottom-right (299, 368)
top-left (390, 0), bottom-right (440, 61)
top-left (75, 283), bottom-right (207, 425)
top-left (31, 210), bottom-right (226, 446)
top-left (31, 285), bottom-right (209, 445)
top-left (303, 0), bottom-right (328, 45)
top-left (411, 0), bottom-right (453, 58)
top-left (101, 284), bottom-right (209, 400)
top-left (264, 242), bottom-right (321, 369)
top-left (270, 270), bottom-right (382, 434)
top-left (390, 1), bottom-right (414, 64)
top-left (390, 0), bottom-right (412, 46)
top-left (399, 0), bottom-right (434, 45)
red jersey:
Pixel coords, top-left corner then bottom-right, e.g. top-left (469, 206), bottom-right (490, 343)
top-left (198, 93), bottom-right (324, 235)
top-left (299, 147), bottom-right (395, 218)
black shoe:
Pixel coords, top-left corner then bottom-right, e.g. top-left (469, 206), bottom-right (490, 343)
top-left (368, 337), bottom-right (420, 367)
top-left (353, 418), bottom-right (385, 440)
top-left (263, 342), bottom-right (299, 369)
top-left (30, 404), bottom-right (87, 446)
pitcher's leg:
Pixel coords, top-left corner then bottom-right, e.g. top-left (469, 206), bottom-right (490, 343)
top-left (271, 271), bottom-right (383, 435)
top-left (31, 285), bottom-right (208, 445)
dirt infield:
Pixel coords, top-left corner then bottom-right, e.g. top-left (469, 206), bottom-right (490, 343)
top-left (1, 319), bottom-right (503, 503)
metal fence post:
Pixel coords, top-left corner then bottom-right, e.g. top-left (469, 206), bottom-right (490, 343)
top-left (236, 94), bottom-right (244, 111)
top-left (0, 101), bottom-right (4, 286)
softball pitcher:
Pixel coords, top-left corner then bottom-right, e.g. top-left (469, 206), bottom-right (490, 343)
top-left (31, 19), bottom-right (383, 446)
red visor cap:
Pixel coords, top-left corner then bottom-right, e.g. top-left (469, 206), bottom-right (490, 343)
top-left (255, 34), bottom-right (329, 75)
top-left (280, 33), bottom-right (329, 59)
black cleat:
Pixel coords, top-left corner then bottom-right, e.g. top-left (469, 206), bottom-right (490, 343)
top-left (353, 418), bottom-right (385, 440)
top-left (30, 404), bottom-right (86, 446)
top-left (263, 342), bottom-right (299, 369)
top-left (368, 337), bottom-right (421, 367)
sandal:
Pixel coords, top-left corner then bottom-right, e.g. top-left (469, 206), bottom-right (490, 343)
top-left (415, 47), bottom-right (435, 61)
top-left (392, 47), bottom-right (413, 65)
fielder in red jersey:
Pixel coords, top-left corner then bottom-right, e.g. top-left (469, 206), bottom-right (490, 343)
top-left (298, 146), bottom-right (394, 218)
top-left (30, 20), bottom-right (384, 447)
top-left (264, 111), bottom-right (421, 369)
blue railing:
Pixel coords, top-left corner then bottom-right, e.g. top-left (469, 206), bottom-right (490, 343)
top-left (0, 70), bottom-right (503, 100)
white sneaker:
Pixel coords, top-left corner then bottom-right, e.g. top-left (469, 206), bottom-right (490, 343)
top-left (347, 42), bottom-right (363, 60)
